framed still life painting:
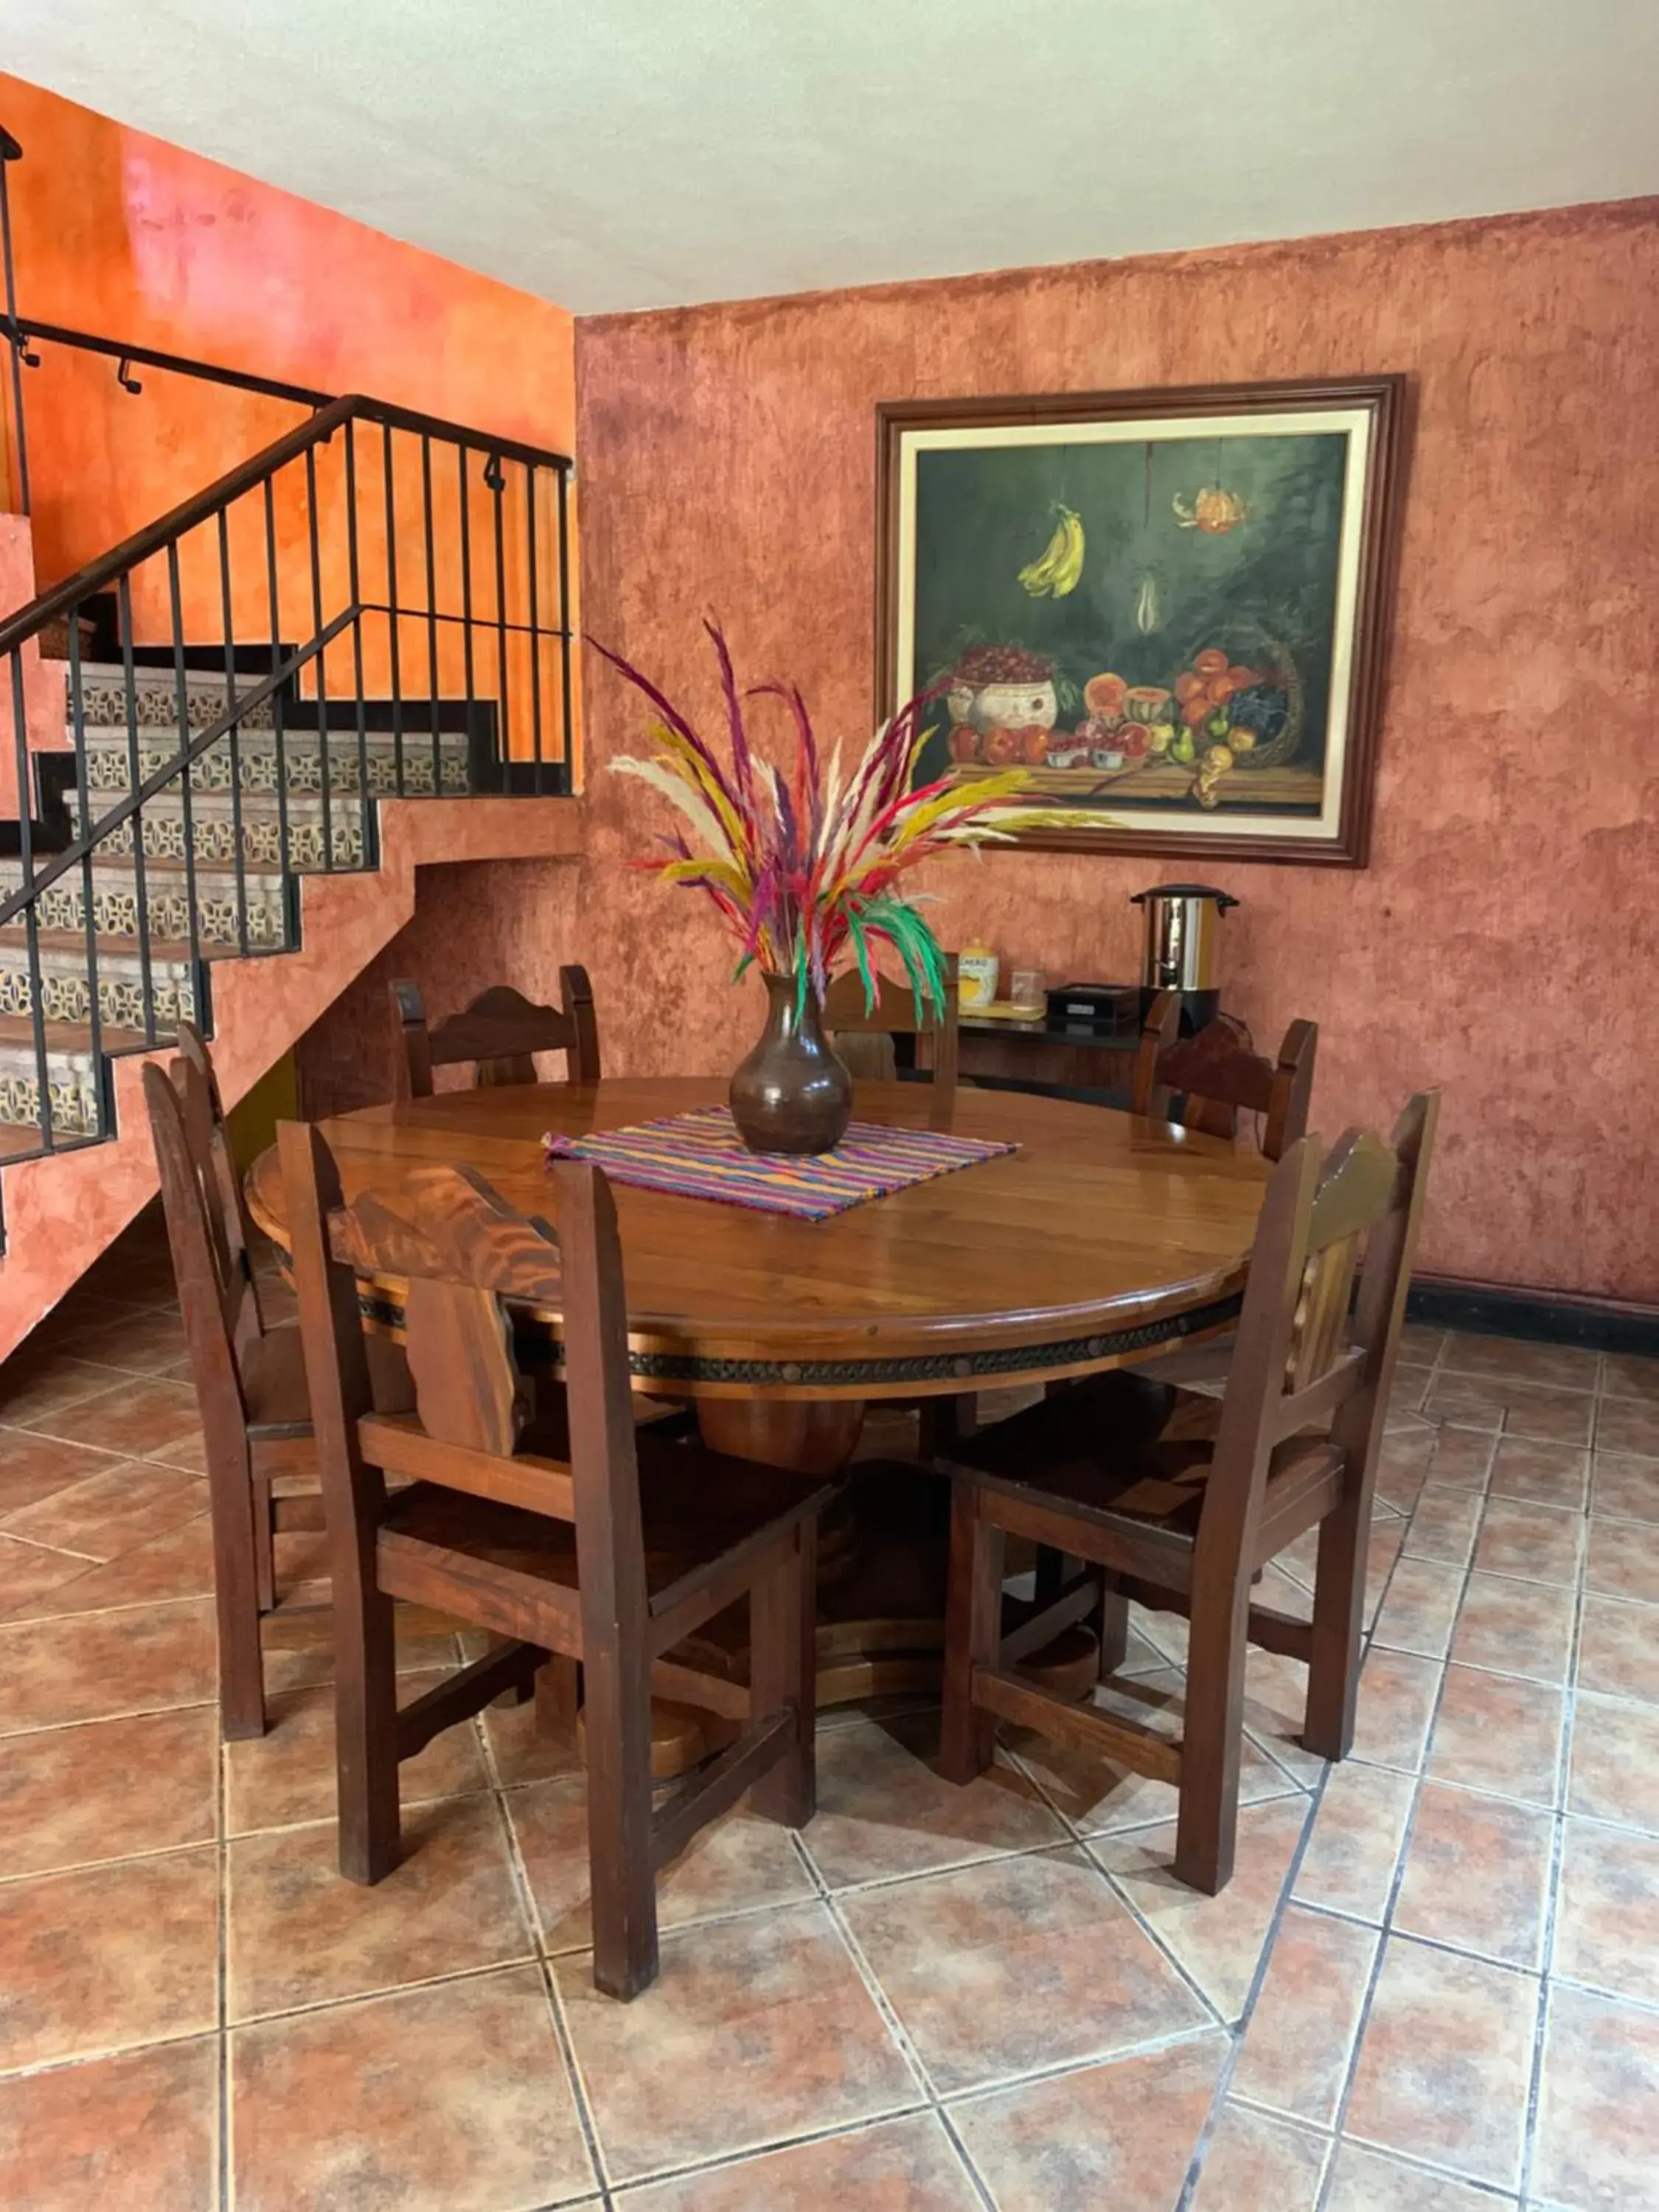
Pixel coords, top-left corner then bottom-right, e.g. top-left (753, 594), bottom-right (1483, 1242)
top-left (875, 375), bottom-right (1407, 865)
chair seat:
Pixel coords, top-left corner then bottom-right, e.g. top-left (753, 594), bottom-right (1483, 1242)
top-left (949, 1368), bottom-right (1339, 1540)
top-left (378, 1430), bottom-right (833, 1617)
top-left (243, 1322), bottom-right (415, 1441)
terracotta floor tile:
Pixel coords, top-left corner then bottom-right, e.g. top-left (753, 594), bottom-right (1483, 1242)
top-left (0, 2036), bottom-right (217, 2211)
top-left (1448, 1571), bottom-right (1576, 1686)
top-left (1350, 1648), bottom-right (1443, 1772)
top-left (1427, 1666), bottom-right (1563, 1808)
top-left (1232, 1903), bottom-right (1378, 2123)
top-left (232, 1964), bottom-right (596, 2212)
top-left (1401, 1486), bottom-right (1481, 1566)
top-left (1471, 1497), bottom-right (1584, 1588)
top-left (1398, 1324), bottom-right (1447, 1364)
top-left (0, 1846), bottom-right (218, 2069)
top-left (1576, 1592), bottom-right (1659, 1704)
top-left (1553, 1816), bottom-right (1659, 2006)
top-left (0, 1532), bottom-right (95, 1615)
top-left (61, 1305), bottom-right (190, 1375)
top-left (0, 1430), bottom-right (116, 1517)
top-left (1568, 1690), bottom-right (1659, 1832)
top-left (1584, 1514), bottom-right (1659, 1606)
top-left (1601, 1352), bottom-right (1659, 1404)
top-left (799, 1709), bottom-right (1065, 1888)
top-left (226, 1674), bottom-right (490, 1836)
top-left (1, 1460), bottom-right (206, 1562)
top-left (1343, 1935), bottom-right (1537, 2188)
top-left (1092, 1794), bottom-right (1310, 2023)
top-left (1423, 1375), bottom-right (1593, 1446)
top-left (509, 1775), bottom-right (814, 1952)
top-left (842, 1844), bottom-right (1207, 2093)
top-left (1392, 1780), bottom-right (1553, 1968)
top-left (1372, 1557), bottom-right (1465, 1660)
top-left (1532, 1983), bottom-right (1659, 2211)
top-left (1439, 1335), bottom-right (1600, 1391)
top-left (1589, 1450), bottom-right (1659, 1524)
top-left (7, 1515), bottom-right (218, 1623)
top-left (1593, 1397), bottom-right (1659, 1458)
top-left (22, 1376), bottom-right (204, 1464)
top-left (0, 1597), bottom-right (215, 1734)
top-left (1362, 1521), bottom-right (1406, 1630)
top-left (0, 1352), bottom-right (129, 1432)
top-left (1239, 1646), bottom-right (1326, 1784)
top-left (1374, 1437), bottom-right (1431, 1514)
top-left (953, 2034), bottom-right (1227, 2212)
top-left (227, 1795), bottom-right (533, 2020)
top-left (1389, 1364), bottom-right (1433, 1414)
top-left (260, 1607), bottom-right (463, 1694)
top-left (1422, 1427), bottom-right (1495, 1494)
top-left (619, 2112), bottom-right (978, 2210)
top-left (0, 1706), bottom-right (218, 1877)
top-left (1321, 2139), bottom-right (1514, 2210)
top-left (1190, 2101), bottom-right (1329, 2209)
top-left (1011, 1666), bottom-right (1302, 1837)
top-left (1293, 1763), bottom-right (1415, 1921)
top-left (1487, 1435), bottom-right (1590, 1511)
top-left (558, 1899), bottom-right (914, 2180)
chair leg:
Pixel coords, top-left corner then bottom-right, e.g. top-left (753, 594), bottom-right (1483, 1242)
top-left (1304, 1491), bottom-right (1368, 1760)
top-left (941, 1484), bottom-right (1003, 1784)
top-left (582, 1635), bottom-right (658, 2000)
top-left (1093, 1578), bottom-right (1130, 1677)
top-left (748, 1520), bottom-right (818, 1828)
top-left (251, 1472), bottom-right (278, 1614)
top-left (1173, 1581), bottom-right (1250, 1893)
top-left (534, 1655), bottom-right (581, 1740)
top-left (209, 1450), bottom-right (268, 1742)
top-left (335, 1580), bottom-right (401, 1885)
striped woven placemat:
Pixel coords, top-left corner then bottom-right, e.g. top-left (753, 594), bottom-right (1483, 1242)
top-left (543, 1105), bottom-right (1015, 1221)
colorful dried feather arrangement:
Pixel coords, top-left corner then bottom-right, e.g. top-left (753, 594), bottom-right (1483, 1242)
top-left (591, 624), bottom-right (1100, 1017)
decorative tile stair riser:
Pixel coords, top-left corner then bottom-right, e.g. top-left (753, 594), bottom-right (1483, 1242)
top-left (544, 1105), bottom-right (1016, 1220)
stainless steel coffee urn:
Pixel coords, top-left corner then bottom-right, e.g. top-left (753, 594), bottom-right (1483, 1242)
top-left (1132, 883), bottom-right (1238, 1033)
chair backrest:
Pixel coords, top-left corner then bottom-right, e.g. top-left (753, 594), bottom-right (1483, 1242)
top-left (1131, 992), bottom-right (1317, 1161)
top-left (391, 967), bottom-right (602, 1100)
top-left (144, 1057), bottom-right (264, 1464)
top-left (280, 1125), bottom-right (647, 1641)
top-left (822, 955), bottom-right (959, 1130)
top-left (1203, 1090), bottom-right (1441, 1548)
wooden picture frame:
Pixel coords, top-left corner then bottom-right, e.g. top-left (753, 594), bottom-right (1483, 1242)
top-left (875, 375), bottom-right (1408, 867)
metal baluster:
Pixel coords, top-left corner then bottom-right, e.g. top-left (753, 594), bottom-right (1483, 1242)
top-left (557, 462), bottom-right (574, 795)
top-left (382, 422), bottom-right (405, 796)
top-left (0, 130), bottom-right (29, 518)
top-left (166, 543), bottom-right (205, 987)
top-left (303, 442), bottom-right (333, 876)
top-left (486, 451), bottom-right (511, 776)
top-left (525, 462), bottom-right (543, 796)
top-left (421, 434), bottom-right (442, 796)
top-left (342, 418), bottom-right (372, 869)
top-left (217, 506), bottom-right (250, 954)
top-left (262, 477), bottom-right (293, 911)
top-left (64, 613), bottom-right (104, 1127)
top-left (457, 442), bottom-right (478, 782)
top-left (116, 577), bottom-right (156, 1043)
top-left (8, 645), bottom-right (50, 1147)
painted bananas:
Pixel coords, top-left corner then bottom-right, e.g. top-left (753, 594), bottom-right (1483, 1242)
top-left (1018, 505), bottom-right (1084, 598)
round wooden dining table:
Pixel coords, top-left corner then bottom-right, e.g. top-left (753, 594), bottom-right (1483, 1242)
top-left (246, 1075), bottom-right (1270, 1715)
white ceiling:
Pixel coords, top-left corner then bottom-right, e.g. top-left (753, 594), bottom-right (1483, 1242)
top-left (9, 0), bottom-right (1659, 315)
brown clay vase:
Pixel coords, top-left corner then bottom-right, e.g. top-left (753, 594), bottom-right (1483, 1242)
top-left (728, 972), bottom-right (853, 1155)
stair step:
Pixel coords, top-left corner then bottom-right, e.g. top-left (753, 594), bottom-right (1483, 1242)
top-left (0, 1015), bottom-right (150, 1139)
top-left (0, 929), bottom-right (204, 1032)
top-left (69, 666), bottom-right (276, 734)
top-left (0, 856), bottom-right (292, 953)
top-left (70, 787), bottom-right (369, 871)
top-left (73, 726), bottom-right (470, 800)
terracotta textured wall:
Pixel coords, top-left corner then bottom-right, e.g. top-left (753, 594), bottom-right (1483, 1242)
top-left (571, 201), bottom-right (1659, 1301)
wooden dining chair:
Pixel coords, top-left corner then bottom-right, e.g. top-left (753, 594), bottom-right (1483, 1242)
top-left (1132, 992), bottom-right (1317, 1161)
top-left (939, 1089), bottom-right (1439, 1893)
top-left (391, 967), bottom-right (601, 1099)
top-left (144, 1051), bottom-right (414, 1741)
top-left (823, 955), bottom-right (960, 1131)
top-left (281, 1127), bottom-right (831, 2000)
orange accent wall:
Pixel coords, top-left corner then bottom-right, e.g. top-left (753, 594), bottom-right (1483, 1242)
top-left (564, 199), bottom-right (1659, 1303)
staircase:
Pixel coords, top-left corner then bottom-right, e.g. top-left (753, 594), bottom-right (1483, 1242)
top-left (0, 369), bottom-right (580, 1360)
